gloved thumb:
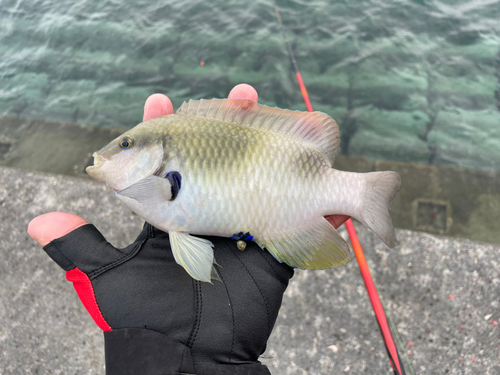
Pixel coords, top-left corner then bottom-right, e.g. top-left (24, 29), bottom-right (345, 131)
top-left (28, 212), bottom-right (125, 274)
top-left (28, 212), bottom-right (88, 247)
top-left (28, 212), bottom-right (134, 332)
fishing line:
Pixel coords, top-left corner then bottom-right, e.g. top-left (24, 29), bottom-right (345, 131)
top-left (374, 278), bottom-right (416, 375)
top-left (272, 1), bottom-right (407, 374)
top-left (271, 0), bottom-right (313, 112)
top-left (346, 223), bottom-right (406, 375)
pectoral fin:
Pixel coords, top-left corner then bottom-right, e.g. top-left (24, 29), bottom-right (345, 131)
top-left (257, 217), bottom-right (351, 269)
top-left (169, 231), bottom-right (217, 283)
top-left (116, 174), bottom-right (175, 205)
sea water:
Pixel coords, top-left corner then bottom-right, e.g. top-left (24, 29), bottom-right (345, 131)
top-left (1, 0), bottom-right (499, 172)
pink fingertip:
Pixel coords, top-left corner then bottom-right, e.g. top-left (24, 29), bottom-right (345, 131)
top-left (28, 212), bottom-right (89, 247)
top-left (143, 94), bottom-right (174, 121)
top-left (228, 84), bottom-right (258, 102)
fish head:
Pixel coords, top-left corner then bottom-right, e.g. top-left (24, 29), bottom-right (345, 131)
top-left (86, 123), bottom-right (164, 192)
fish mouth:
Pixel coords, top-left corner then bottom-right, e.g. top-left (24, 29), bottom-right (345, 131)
top-left (86, 152), bottom-right (107, 174)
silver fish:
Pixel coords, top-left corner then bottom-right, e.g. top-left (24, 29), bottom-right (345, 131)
top-left (86, 99), bottom-right (401, 282)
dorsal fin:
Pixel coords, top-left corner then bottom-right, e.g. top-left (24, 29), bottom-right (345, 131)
top-left (176, 98), bottom-right (341, 164)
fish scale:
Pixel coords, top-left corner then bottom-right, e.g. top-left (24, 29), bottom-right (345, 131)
top-left (164, 124), bottom-right (327, 238)
top-left (87, 98), bottom-right (400, 282)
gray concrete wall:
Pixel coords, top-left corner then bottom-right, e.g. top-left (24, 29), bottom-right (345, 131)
top-left (1, 166), bottom-right (499, 374)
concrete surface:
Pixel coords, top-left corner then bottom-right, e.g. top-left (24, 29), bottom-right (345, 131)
top-left (1, 165), bottom-right (499, 374)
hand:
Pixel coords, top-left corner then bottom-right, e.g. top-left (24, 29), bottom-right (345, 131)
top-left (27, 84), bottom-right (350, 374)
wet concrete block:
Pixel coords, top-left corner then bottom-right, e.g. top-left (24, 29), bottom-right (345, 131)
top-left (375, 159), bottom-right (500, 244)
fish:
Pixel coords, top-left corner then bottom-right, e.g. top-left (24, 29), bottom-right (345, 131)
top-left (86, 99), bottom-right (401, 283)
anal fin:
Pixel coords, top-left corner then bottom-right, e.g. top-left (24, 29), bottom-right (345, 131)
top-left (258, 217), bottom-right (351, 270)
top-left (169, 231), bottom-right (216, 283)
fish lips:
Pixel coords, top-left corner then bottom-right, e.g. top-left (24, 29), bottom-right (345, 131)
top-left (86, 152), bottom-right (106, 175)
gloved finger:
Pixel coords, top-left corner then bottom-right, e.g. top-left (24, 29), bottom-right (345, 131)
top-left (28, 212), bottom-right (89, 247)
top-left (30, 213), bottom-right (129, 274)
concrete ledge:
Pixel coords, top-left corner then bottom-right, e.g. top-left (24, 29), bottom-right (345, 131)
top-left (0, 115), bottom-right (127, 176)
top-left (1, 166), bottom-right (499, 374)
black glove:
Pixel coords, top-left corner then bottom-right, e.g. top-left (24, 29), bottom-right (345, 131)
top-left (43, 222), bottom-right (294, 375)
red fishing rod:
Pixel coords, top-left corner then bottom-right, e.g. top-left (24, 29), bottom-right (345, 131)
top-left (272, 1), bottom-right (407, 374)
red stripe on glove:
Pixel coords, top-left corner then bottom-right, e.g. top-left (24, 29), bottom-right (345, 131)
top-left (66, 268), bottom-right (112, 331)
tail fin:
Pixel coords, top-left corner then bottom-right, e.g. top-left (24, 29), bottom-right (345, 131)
top-left (358, 171), bottom-right (401, 248)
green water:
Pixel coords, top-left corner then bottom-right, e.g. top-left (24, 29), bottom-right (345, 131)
top-left (1, 0), bottom-right (499, 172)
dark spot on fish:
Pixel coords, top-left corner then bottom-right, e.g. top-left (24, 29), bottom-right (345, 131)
top-left (166, 171), bottom-right (182, 201)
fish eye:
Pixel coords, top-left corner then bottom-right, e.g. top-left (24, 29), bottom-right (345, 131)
top-left (119, 137), bottom-right (134, 149)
